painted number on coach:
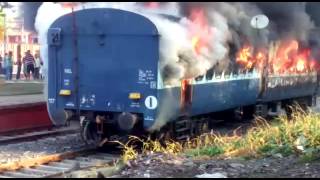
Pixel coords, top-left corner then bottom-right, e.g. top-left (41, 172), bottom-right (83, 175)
top-left (145, 96), bottom-right (158, 110)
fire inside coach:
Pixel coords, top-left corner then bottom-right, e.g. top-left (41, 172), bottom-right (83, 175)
top-left (42, 2), bottom-right (320, 146)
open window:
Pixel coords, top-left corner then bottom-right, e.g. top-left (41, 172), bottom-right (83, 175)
top-left (206, 68), bottom-right (214, 80)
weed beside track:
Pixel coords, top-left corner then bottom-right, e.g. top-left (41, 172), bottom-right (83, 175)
top-left (119, 106), bottom-right (320, 162)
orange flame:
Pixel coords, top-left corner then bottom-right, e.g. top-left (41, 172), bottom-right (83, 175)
top-left (271, 40), bottom-right (299, 73)
top-left (188, 8), bottom-right (212, 55)
top-left (296, 58), bottom-right (305, 72)
top-left (236, 46), bottom-right (266, 70)
top-left (256, 52), bottom-right (266, 70)
top-left (236, 46), bottom-right (253, 69)
top-left (236, 40), bottom-right (317, 74)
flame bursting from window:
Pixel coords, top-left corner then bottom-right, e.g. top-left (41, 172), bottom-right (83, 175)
top-left (236, 40), bottom-right (317, 74)
top-left (236, 46), bottom-right (266, 71)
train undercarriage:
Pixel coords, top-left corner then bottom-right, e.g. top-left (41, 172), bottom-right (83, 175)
top-left (65, 94), bottom-right (318, 147)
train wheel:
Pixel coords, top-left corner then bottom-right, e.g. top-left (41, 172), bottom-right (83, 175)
top-left (80, 119), bottom-right (102, 147)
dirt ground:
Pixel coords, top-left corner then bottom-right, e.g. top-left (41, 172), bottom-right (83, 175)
top-left (110, 152), bottom-right (320, 178)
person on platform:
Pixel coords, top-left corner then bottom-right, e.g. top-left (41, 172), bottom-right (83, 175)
top-left (15, 53), bottom-right (22, 80)
top-left (4, 52), bottom-right (13, 80)
top-left (39, 61), bottom-right (44, 79)
top-left (0, 54), bottom-right (3, 75)
top-left (34, 52), bottom-right (41, 79)
top-left (23, 52), bottom-right (27, 79)
top-left (22, 50), bottom-right (35, 80)
top-left (39, 54), bottom-right (44, 80)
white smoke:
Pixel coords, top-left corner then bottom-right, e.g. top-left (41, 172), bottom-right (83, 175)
top-left (35, 2), bottom-right (70, 99)
top-left (34, 2), bottom-right (232, 129)
top-left (207, 12), bottom-right (232, 66)
top-left (148, 15), bottom-right (190, 85)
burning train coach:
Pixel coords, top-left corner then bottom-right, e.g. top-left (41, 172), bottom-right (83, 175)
top-left (42, 2), bottom-right (320, 145)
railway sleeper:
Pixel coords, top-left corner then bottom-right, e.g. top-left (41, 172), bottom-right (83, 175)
top-left (37, 164), bottom-right (70, 172)
top-left (49, 162), bottom-right (76, 168)
top-left (63, 159), bottom-right (96, 167)
top-left (0, 175), bottom-right (13, 178)
top-left (19, 168), bottom-right (54, 176)
top-left (2, 171), bottom-right (41, 178)
top-left (88, 154), bottom-right (118, 161)
top-left (73, 156), bottom-right (112, 166)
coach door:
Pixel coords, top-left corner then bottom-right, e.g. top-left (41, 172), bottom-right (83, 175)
top-left (181, 79), bottom-right (193, 115)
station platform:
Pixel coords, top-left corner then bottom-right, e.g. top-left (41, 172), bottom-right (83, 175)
top-left (0, 94), bottom-right (45, 109)
top-left (0, 78), bottom-right (44, 96)
top-left (0, 80), bottom-right (52, 134)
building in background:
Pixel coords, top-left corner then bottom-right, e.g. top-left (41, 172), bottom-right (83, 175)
top-left (0, 3), bottom-right (39, 79)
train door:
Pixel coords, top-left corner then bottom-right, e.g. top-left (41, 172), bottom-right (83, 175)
top-left (181, 79), bottom-right (193, 115)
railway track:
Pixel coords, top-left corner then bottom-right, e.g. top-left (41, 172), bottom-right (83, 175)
top-left (0, 120), bottom-right (121, 178)
top-left (0, 149), bottom-right (120, 178)
top-left (0, 125), bottom-right (80, 146)
top-left (0, 108), bottom-right (281, 178)
top-left (0, 117), bottom-right (267, 178)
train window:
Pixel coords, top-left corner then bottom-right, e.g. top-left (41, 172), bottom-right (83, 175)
top-left (205, 68), bottom-right (214, 80)
top-left (195, 75), bottom-right (204, 81)
top-left (232, 70), bottom-right (238, 78)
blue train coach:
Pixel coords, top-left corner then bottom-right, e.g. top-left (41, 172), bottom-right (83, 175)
top-left (46, 8), bottom-right (319, 145)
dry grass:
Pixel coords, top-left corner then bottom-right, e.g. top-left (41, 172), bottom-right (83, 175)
top-left (118, 106), bottom-right (320, 162)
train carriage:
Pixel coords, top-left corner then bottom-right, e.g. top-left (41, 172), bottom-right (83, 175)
top-left (46, 8), bottom-right (319, 145)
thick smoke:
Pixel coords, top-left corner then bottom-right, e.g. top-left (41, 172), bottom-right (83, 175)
top-left (22, 2), bottom-right (42, 32)
top-left (149, 89), bottom-right (179, 131)
top-left (35, 2), bottom-right (232, 87)
top-left (306, 2), bottom-right (320, 61)
top-left (306, 2), bottom-right (320, 27)
top-left (255, 2), bottom-right (314, 42)
top-left (254, 2), bottom-right (318, 66)
top-left (35, 2), bottom-right (320, 86)
top-left (213, 2), bottom-right (268, 48)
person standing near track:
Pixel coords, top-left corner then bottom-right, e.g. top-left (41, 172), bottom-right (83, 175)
top-left (0, 54), bottom-right (3, 75)
top-left (4, 52), bottom-right (13, 80)
top-left (34, 52), bottom-right (41, 79)
top-left (23, 52), bottom-right (27, 79)
top-left (15, 53), bottom-right (22, 80)
top-left (22, 50), bottom-right (35, 80)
